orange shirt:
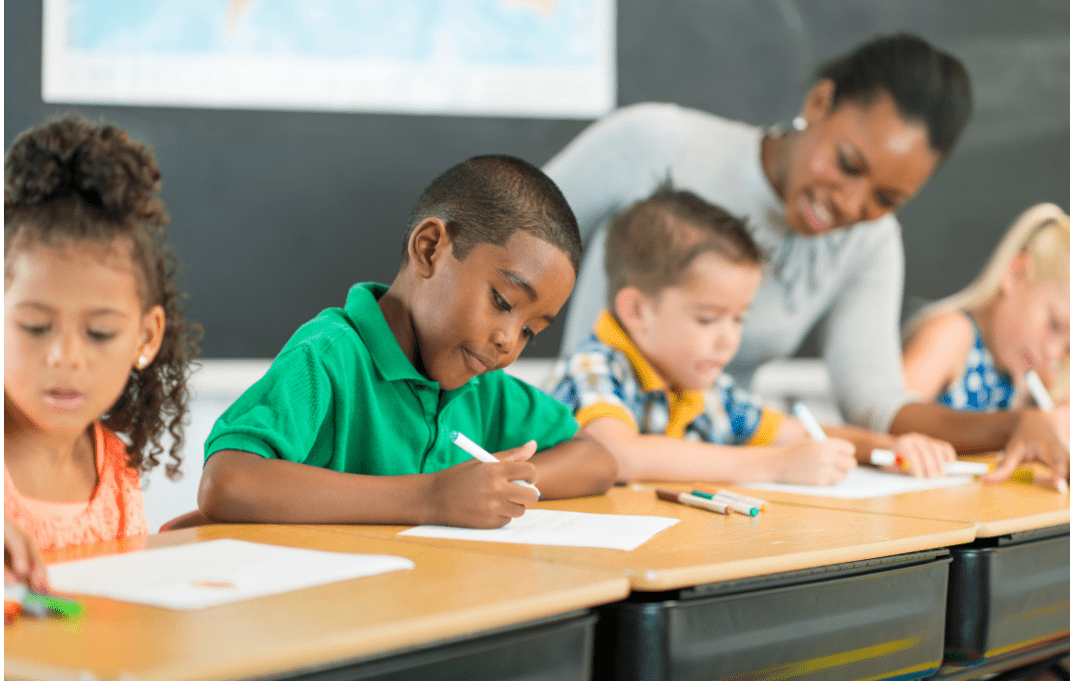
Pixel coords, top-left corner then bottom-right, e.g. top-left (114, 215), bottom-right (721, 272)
top-left (5, 422), bottom-right (148, 552)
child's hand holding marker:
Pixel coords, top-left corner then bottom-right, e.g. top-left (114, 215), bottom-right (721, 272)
top-left (869, 449), bottom-right (990, 477)
top-left (986, 371), bottom-right (1069, 494)
top-left (786, 403), bottom-right (857, 485)
top-left (430, 434), bottom-right (540, 529)
top-left (449, 432), bottom-right (541, 495)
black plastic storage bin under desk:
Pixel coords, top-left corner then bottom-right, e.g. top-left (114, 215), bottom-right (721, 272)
top-left (944, 524), bottom-right (1070, 665)
top-left (281, 610), bottom-right (598, 681)
top-left (593, 550), bottom-right (951, 681)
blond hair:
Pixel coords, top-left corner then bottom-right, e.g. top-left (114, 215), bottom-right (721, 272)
top-left (906, 203), bottom-right (1070, 401)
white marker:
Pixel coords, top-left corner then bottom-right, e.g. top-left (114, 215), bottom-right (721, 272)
top-left (449, 431), bottom-right (541, 496)
top-left (870, 448), bottom-right (990, 476)
top-left (792, 402), bottom-right (826, 441)
top-left (1024, 370), bottom-right (1068, 494)
top-left (1026, 370), bottom-right (1055, 412)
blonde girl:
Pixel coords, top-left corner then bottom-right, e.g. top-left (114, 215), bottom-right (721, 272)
top-left (4, 114), bottom-right (199, 584)
top-left (903, 203), bottom-right (1070, 485)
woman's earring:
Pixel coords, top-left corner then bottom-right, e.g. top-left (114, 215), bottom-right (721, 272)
top-left (137, 356), bottom-right (149, 370)
top-left (791, 115), bottom-right (808, 132)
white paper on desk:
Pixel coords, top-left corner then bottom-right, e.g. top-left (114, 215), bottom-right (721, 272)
top-left (742, 466), bottom-right (974, 499)
top-left (46, 539), bottom-right (414, 610)
top-left (399, 509), bottom-right (679, 551)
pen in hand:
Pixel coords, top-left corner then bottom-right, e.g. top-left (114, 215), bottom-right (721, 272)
top-left (792, 402), bottom-right (827, 441)
top-left (449, 431), bottom-right (541, 497)
top-left (1024, 370), bottom-right (1068, 493)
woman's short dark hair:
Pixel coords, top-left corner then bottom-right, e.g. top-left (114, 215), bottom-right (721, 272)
top-left (817, 33), bottom-right (972, 157)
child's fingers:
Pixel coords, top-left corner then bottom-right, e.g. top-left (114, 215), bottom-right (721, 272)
top-left (985, 444), bottom-right (1024, 484)
top-left (496, 440), bottom-right (537, 462)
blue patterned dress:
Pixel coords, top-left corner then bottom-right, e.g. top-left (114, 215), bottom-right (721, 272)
top-left (936, 315), bottom-right (1015, 412)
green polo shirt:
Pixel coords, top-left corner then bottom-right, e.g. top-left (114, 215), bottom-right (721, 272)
top-left (205, 282), bottom-right (579, 475)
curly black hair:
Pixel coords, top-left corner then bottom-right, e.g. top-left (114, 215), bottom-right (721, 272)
top-left (4, 113), bottom-right (200, 481)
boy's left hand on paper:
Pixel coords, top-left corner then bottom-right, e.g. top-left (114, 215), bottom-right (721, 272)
top-left (425, 441), bottom-right (540, 529)
top-left (4, 517), bottom-right (48, 593)
top-left (881, 433), bottom-right (957, 478)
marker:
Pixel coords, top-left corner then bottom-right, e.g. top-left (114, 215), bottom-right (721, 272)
top-left (1025, 370), bottom-right (1056, 412)
top-left (3, 584), bottom-right (83, 618)
top-left (689, 490), bottom-right (759, 516)
top-left (655, 489), bottom-right (731, 515)
top-left (792, 403), bottom-right (826, 441)
top-left (1022, 371), bottom-right (1068, 494)
top-left (869, 449), bottom-right (990, 476)
top-left (713, 489), bottom-right (769, 511)
top-left (449, 431), bottom-right (541, 496)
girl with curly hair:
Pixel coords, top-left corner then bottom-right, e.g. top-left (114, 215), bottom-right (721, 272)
top-left (4, 113), bottom-right (198, 587)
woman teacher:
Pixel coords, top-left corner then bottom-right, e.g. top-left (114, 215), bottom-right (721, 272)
top-left (546, 33), bottom-right (1067, 485)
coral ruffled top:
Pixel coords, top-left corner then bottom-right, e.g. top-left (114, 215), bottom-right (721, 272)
top-left (5, 422), bottom-right (148, 552)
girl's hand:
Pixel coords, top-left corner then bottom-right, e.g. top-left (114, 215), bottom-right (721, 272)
top-left (1048, 401), bottom-right (1070, 447)
top-left (777, 438), bottom-right (857, 485)
top-left (425, 441), bottom-right (540, 528)
top-left (986, 409), bottom-right (1069, 492)
top-left (5, 517), bottom-right (48, 592)
top-left (881, 433), bottom-right (957, 478)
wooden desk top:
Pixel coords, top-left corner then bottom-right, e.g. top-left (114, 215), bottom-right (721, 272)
top-left (322, 486), bottom-right (976, 591)
top-left (707, 461), bottom-right (1070, 538)
top-left (4, 524), bottom-right (629, 681)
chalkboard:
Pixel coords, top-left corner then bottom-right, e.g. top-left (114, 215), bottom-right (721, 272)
top-left (6, 1), bottom-right (1070, 358)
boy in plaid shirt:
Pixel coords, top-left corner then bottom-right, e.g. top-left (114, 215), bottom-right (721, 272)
top-left (547, 187), bottom-right (858, 484)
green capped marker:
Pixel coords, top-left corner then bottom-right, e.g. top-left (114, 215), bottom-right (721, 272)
top-left (690, 490), bottom-right (759, 517)
top-left (5, 584), bottom-right (84, 618)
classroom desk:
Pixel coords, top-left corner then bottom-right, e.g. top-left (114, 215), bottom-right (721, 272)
top-left (322, 486), bottom-right (977, 681)
top-left (705, 463), bottom-right (1070, 677)
top-left (4, 523), bottom-right (629, 681)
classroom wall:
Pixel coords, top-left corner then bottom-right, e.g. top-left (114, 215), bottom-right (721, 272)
top-left (5, 1), bottom-right (1070, 360)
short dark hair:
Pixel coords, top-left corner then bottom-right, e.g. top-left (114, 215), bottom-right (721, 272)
top-left (4, 112), bottom-right (200, 481)
top-left (403, 154), bottom-right (582, 274)
top-left (817, 33), bottom-right (972, 157)
top-left (605, 184), bottom-right (762, 302)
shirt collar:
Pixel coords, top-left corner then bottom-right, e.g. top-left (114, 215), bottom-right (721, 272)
top-left (344, 282), bottom-right (436, 386)
top-left (594, 310), bottom-right (665, 392)
top-left (593, 310), bottom-right (706, 436)
top-left (745, 129), bottom-right (790, 237)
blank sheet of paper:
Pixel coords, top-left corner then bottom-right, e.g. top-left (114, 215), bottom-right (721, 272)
top-left (47, 539), bottom-right (414, 610)
top-left (742, 466), bottom-right (974, 499)
top-left (399, 509), bottom-right (679, 551)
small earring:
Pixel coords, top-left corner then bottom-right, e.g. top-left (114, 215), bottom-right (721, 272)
top-left (137, 356), bottom-right (148, 370)
top-left (791, 115), bottom-right (808, 132)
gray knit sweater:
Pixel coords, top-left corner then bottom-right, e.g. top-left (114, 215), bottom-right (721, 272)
top-left (545, 102), bottom-right (913, 432)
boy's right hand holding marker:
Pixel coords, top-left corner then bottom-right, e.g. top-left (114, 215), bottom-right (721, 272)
top-left (774, 438), bottom-right (857, 485)
top-left (426, 441), bottom-right (540, 529)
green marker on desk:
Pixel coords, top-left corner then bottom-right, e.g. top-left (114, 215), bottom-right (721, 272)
top-left (690, 490), bottom-right (759, 517)
top-left (4, 583), bottom-right (84, 618)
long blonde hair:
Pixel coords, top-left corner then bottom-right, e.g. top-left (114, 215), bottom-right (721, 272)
top-left (906, 203), bottom-right (1070, 401)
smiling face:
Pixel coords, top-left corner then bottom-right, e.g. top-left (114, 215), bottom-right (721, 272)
top-left (988, 254), bottom-right (1070, 381)
top-left (408, 226), bottom-right (576, 391)
top-left (4, 239), bottom-right (164, 435)
top-left (621, 252), bottom-right (763, 393)
top-left (771, 81), bottom-right (941, 236)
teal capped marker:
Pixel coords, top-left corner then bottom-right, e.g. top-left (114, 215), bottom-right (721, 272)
top-left (691, 490), bottom-right (759, 517)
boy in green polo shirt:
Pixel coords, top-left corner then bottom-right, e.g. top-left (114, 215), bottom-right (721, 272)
top-left (199, 155), bottom-right (617, 529)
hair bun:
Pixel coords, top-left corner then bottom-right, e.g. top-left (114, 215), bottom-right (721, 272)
top-left (5, 114), bottom-right (163, 223)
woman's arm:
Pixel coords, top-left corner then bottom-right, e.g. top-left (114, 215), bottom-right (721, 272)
top-left (822, 221), bottom-right (911, 432)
